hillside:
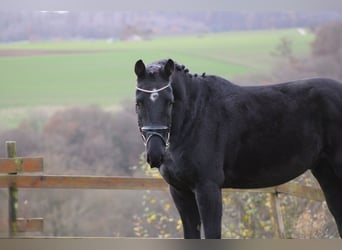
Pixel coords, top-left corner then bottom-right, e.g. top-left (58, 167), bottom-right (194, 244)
top-left (0, 29), bottom-right (313, 109)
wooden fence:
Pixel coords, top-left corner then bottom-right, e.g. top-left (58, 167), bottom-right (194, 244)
top-left (0, 141), bottom-right (325, 238)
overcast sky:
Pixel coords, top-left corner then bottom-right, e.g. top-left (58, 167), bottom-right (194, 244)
top-left (1, 0), bottom-right (342, 11)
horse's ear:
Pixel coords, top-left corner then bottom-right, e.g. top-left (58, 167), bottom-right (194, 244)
top-left (164, 59), bottom-right (175, 78)
top-left (135, 59), bottom-right (146, 78)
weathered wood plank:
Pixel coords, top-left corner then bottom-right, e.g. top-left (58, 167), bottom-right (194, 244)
top-left (270, 193), bottom-right (286, 238)
top-left (0, 157), bottom-right (44, 173)
top-left (222, 187), bottom-right (276, 194)
top-left (0, 175), bottom-right (169, 191)
top-left (0, 175), bottom-right (325, 201)
top-left (7, 141), bottom-right (18, 237)
top-left (276, 182), bottom-right (325, 202)
top-left (0, 218), bottom-right (43, 233)
top-left (16, 218), bottom-right (44, 232)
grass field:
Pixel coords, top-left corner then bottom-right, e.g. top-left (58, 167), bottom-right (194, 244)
top-left (0, 29), bottom-right (313, 110)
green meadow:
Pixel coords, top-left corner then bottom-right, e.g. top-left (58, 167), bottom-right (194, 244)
top-left (0, 29), bottom-right (313, 109)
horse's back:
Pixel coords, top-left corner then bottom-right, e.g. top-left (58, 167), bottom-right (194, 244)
top-left (223, 78), bottom-right (342, 188)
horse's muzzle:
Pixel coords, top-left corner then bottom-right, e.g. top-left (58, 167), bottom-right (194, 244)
top-left (140, 125), bottom-right (170, 168)
top-left (146, 135), bottom-right (166, 168)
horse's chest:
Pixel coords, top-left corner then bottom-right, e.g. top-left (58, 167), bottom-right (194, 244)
top-left (159, 159), bottom-right (197, 190)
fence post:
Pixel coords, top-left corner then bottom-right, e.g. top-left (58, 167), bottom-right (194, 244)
top-left (7, 141), bottom-right (18, 237)
top-left (270, 191), bottom-right (286, 239)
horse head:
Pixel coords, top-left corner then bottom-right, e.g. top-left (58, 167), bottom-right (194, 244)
top-left (134, 59), bottom-right (175, 168)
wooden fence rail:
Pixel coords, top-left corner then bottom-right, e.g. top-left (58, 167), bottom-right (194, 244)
top-left (0, 141), bottom-right (325, 238)
top-left (0, 175), bottom-right (324, 199)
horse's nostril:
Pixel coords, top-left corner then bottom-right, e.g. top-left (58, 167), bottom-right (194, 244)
top-left (146, 151), bottom-right (165, 168)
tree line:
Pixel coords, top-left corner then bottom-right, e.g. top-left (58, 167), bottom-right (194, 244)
top-left (1, 11), bottom-right (342, 42)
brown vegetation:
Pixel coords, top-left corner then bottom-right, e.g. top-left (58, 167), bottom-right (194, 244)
top-left (0, 105), bottom-right (149, 237)
top-left (269, 21), bottom-right (342, 82)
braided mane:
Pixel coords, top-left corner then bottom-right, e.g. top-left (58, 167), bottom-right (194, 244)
top-left (146, 59), bottom-right (206, 79)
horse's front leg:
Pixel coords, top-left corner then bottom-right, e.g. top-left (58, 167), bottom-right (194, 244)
top-left (170, 185), bottom-right (201, 239)
top-left (195, 182), bottom-right (222, 239)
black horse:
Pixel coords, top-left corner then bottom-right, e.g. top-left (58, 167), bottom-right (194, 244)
top-left (134, 58), bottom-right (342, 239)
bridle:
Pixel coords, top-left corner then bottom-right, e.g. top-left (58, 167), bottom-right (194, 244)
top-left (136, 82), bottom-right (171, 93)
top-left (136, 82), bottom-right (172, 149)
top-left (140, 126), bottom-right (170, 148)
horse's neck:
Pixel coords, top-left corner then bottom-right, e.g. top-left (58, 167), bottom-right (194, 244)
top-left (170, 74), bottom-right (204, 136)
top-left (173, 73), bottom-right (202, 107)
top-left (172, 73), bottom-right (240, 119)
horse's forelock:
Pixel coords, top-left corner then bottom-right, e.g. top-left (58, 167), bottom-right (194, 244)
top-left (145, 59), bottom-right (195, 81)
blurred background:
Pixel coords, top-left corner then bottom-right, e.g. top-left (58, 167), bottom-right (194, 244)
top-left (0, 9), bottom-right (342, 238)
